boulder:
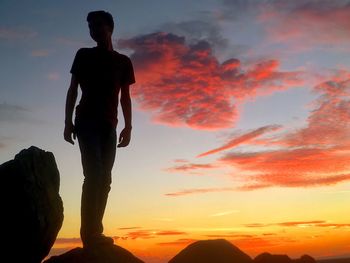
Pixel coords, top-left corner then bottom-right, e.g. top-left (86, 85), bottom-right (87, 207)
top-left (44, 243), bottom-right (144, 263)
top-left (0, 146), bottom-right (64, 263)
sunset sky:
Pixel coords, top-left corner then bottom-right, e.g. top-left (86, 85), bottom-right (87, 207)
top-left (1, 0), bottom-right (350, 262)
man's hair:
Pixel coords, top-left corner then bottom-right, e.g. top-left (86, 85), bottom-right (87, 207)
top-left (87, 10), bottom-right (114, 32)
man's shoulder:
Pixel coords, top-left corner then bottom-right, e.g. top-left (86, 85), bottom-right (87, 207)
top-left (76, 47), bottom-right (94, 55)
top-left (113, 51), bottom-right (131, 62)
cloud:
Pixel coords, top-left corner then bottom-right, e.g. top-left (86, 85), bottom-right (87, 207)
top-left (197, 124), bottom-right (282, 157)
top-left (165, 74), bottom-right (350, 193)
top-left (165, 163), bottom-right (218, 173)
top-left (220, 75), bottom-right (350, 189)
top-left (0, 103), bottom-right (31, 123)
top-left (244, 220), bottom-right (350, 229)
top-left (258, 0), bottom-right (350, 48)
top-left (165, 187), bottom-right (236, 197)
top-left (119, 229), bottom-right (188, 240)
top-left (157, 238), bottom-right (197, 246)
top-left (156, 230), bottom-right (187, 236)
top-left (209, 210), bottom-right (239, 217)
top-left (0, 26), bottom-right (37, 40)
top-left (119, 32), bottom-right (302, 130)
top-left (31, 49), bottom-right (51, 57)
top-left (47, 72), bottom-right (60, 80)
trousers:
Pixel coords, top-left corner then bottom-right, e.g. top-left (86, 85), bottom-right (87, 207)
top-left (75, 118), bottom-right (116, 242)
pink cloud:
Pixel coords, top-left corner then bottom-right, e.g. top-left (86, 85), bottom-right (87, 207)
top-left (119, 32), bottom-right (302, 130)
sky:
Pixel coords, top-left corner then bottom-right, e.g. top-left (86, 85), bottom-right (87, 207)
top-left (1, 0), bottom-right (350, 262)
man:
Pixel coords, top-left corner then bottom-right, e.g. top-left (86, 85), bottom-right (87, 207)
top-left (64, 10), bottom-right (135, 248)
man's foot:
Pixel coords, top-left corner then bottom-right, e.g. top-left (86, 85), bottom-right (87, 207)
top-left (83, 234), bottom-right (114, 248)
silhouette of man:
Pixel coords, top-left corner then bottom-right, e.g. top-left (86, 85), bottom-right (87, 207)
top-left (64, 10), bottom-right (135, 247)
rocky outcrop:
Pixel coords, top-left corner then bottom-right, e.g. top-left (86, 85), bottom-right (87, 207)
top-left (254, 252), bottom-right (316, 263)
top-left (254, 253), bottom-right (291, 263)
top-left (168, 239), bottom-right (252, 263)
top-left (168, 239), bottom-right (317, 263)
top-left (0, 146), bottom-right (63, 263)
top-left (44, 243), bottom-right (144, 263)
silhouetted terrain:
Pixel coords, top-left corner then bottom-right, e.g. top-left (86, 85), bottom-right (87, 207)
top-left (169, 239), bottom-right (252, 263)
top-left (169, 239), bottom-right (317, 263)
top-left (0, 146), bottom-right (63, 263)
top-left (44, 243), bottom-right (144, 263)
top-left (318, 258), bottom-right (350, 263)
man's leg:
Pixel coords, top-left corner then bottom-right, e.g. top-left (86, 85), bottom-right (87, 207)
top-left (97, 124), bottom-right (117, 233)
top-left (77, 126), bottom-right (104, 244)
top-left (76, 120), bottom-right (116, 247)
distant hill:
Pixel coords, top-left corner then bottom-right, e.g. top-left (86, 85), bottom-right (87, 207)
top-left (168, 239), bottom-right (319, 263)
top-left (318, 258), bottom-right (350, 263)
top-left (169, 239), bottom-right (252, 263)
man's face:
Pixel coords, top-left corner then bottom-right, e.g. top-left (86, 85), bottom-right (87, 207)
top-left (88, 18), bottom-right (112, 43)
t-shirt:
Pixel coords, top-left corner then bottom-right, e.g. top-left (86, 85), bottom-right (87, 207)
top-left (70, 47), bottom-right (135, 128)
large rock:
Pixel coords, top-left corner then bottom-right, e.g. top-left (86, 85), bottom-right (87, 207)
top-left (44, 244), bottom-right (145, 263)
top-left (0, 146), bottom-right (63, 263)
top-left (168, 239), bottom-right (252, 263)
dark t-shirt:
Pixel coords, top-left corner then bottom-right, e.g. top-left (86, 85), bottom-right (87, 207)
top-left (70, 47), bottom-right (135, 128)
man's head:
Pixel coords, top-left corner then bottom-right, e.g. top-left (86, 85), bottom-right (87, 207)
top-left (87, 10), bottom-right (114, 43)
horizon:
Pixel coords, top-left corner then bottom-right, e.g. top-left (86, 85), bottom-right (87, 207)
top-left (1, 1), bottom-right (350, 262)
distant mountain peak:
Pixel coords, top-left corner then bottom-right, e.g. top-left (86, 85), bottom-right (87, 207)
top-left (169, 239), bottom-right (252, 263)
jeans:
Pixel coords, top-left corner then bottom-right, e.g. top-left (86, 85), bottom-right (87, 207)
top-left (75, 118), bottom-right (116, 243)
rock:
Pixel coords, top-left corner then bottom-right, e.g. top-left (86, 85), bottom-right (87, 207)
top-left (254, 252), bottom-right (316, 263)
top-left (295, 255), bottom-right (316, 263)
top-left (0, 146), bottom-right (63, 263)
top-left (44, 243), bottom-right (145, 263)
top-left (168, 239), bottom-right (252, 263)
top-left (254, 252), bottom-right (292, 263)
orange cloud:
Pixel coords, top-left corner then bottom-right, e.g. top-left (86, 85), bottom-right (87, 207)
top-left (197, 124), bottom-right (282, 157)
top-left (165, 187), bottom-right (236, 197)
top-left (221, 76), bottom-right (350, 189)
top-left (244, 220), bottom-right (350, 229)
top-left (157, 238), bottom-right (197, 246)
top-left (119, 229), bottom-right (188, 240)
top-left (119, 32), bottom-right (302, 130)
top-left (165, 75), bottom-right (350, 193)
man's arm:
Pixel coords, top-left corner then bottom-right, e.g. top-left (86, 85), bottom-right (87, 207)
top-left (64, 74), bottom-right (79, 145)
top-left (117, 84), bottom-right (132, 147)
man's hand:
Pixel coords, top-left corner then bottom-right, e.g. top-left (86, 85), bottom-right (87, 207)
top-left (64, 122), bottom-right (76, 145)
top-left (117, 127), bottom-right (131, 147)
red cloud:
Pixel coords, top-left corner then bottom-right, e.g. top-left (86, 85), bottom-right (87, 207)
top-left (165, 75), bottom-right (350, 193)
top-left (221, 76), bottom-right (350, 189)
top-left (197, 124), bottom-right (282, 157)
top-left (119, 32), bottom-right (302, 130)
